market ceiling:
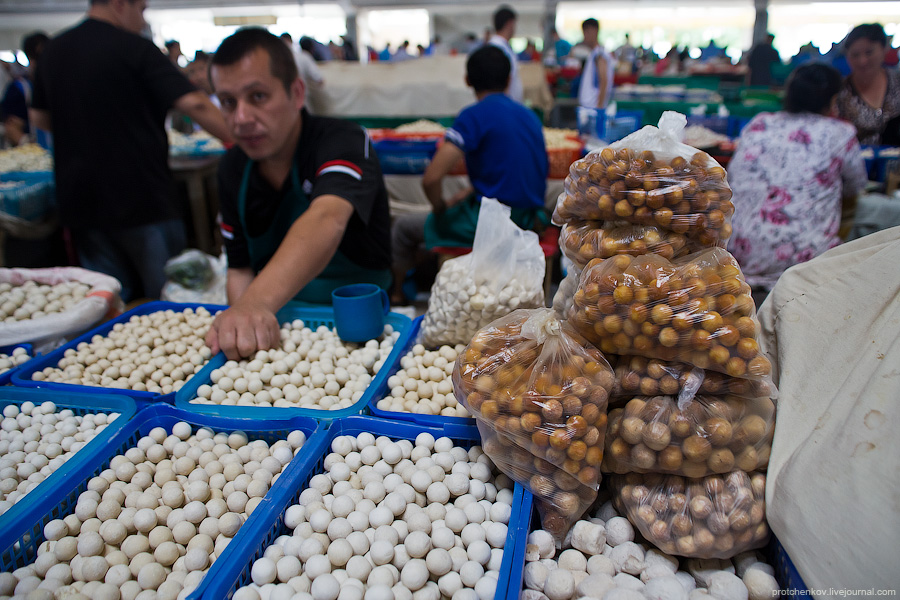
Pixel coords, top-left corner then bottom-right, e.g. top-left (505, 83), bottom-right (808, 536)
top-left (0, 0), bottom-right (557, 13)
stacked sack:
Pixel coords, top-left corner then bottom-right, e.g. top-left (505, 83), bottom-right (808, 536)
top-left (452, 308), bottom-right (615, 543)
top-left (556, 113), bottom-right (776, 558)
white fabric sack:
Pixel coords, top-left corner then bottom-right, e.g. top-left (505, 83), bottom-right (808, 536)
top-left (0, 267), bottom-right (122, 349)
top-left (757, 226), bottom-right (900, 593)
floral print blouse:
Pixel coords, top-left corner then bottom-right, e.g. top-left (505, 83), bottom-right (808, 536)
top-left (836, 69), bottom-right (900, 145)
top-left (727, 111), bottom-right (868, 290)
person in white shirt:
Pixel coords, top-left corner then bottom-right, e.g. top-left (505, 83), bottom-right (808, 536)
top-left (488, 5), bottom-right (523, 104)
top-left (280, 34), bottom-right (323, 91)
top-left (578, 18), bottom-right (615, 109)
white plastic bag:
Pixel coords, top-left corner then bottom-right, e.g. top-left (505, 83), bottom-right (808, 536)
top-left (161, 252), bottom-right (227, 305)
top-left (0, 267), bottom-right (122, 350)
top-left (420, 198), bottom-right (546, 347)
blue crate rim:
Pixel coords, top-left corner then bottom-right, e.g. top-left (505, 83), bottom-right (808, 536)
top-left (194, 414), bottom-right (526, 600)
top-left (11, 301), bottom-right (227, 400)
top-left (175, 307), bottom-right (413, 421)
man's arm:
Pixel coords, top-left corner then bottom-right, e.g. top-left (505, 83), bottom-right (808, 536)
top-left (596, 54), bottom-right (610, 108)
top-left (174, 90), bottom-right (233, 144)
top-left (225, 267), bottom-right (254, 304)
top-left (29, 108), bottom-right (51, 133)
top-left (422, 142), bottom-right (466, 213)
top-left (206, 195), bottom-right (354, 359)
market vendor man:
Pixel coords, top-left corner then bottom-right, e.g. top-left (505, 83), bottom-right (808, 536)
top-left (207, 28), bottom-right (392, 359)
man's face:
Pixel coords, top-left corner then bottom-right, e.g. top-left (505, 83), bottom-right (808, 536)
top-left (846, 38), bottom-right (886, 77)
top-left (211, 48), bottom-right (305, 163)
top-left (120, 0), bottom-right (147, 35)
top-left (583, 25), bottom-right (599, 42)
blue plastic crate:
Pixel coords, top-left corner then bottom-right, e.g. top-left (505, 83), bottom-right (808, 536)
top-left (374, 139), bottom-right (439, 175)
top-left (728, 116), bottom-right (753, 139)
top-left (197, 415), bottom-right (527, 600)
top-left (0, 343), bottom-right (34, 386)
top-left (686, 115), bottom-right (730, 136)
top-left (175, 306), bottom-right (413, 420)
top-left (367, 315), bottom-right (475, 427)
top-left (0, 402), bottom-right (322, 597)
top-left (0, 387), bottom-right (136, 565)
top-left (0, 171), bottom-right (55, 221)
top-left (510, 488), bottom-right (812, 599)
top-left (12, 301), bottom-right (226, 403)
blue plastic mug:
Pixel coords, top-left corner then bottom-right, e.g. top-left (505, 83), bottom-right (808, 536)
top-left (331, 284), bottom-right (390, 343)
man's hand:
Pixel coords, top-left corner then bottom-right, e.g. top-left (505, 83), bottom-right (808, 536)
top-left (206, 300), bottom-right (280, 360)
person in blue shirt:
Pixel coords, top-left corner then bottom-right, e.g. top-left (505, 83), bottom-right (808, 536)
top-left (389, 45), bottom-right (549, 303)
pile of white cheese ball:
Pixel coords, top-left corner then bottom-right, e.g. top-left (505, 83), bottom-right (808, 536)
top-left (421, 259), bottom-right (544, 347)
top-left (0, 346), bottom-right (30, 374)
top-left (0, 421), bottom-right (307, 600)
top-left (0, 281), bottom-right (90, 322)
top-left (233, 432), bottom-right (514, 600)
top-left (191, 321), bottom-right (399, 411)
top-left (375, 344), bottom-right (469, 418)
top-left (0, 401), bottom-right (118, 516)
top-left (522, 501), bottom-right (781, 600)
top-left (32, 307), bottom-right (216, 395)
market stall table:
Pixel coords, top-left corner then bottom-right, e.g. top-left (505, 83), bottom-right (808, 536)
top-left (169, 154), bottom-right (221, 255)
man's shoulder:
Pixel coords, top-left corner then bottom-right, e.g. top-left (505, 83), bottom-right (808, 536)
top-left (305, 114), bottom-right (366, 142)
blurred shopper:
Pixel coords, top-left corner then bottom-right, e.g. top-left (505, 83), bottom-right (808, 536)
top-left (836, 23), bottom-right (900, 145)
top-left (488, 5), bottom-right (523, 103)
top-left (165, 40), bottom-right (184, 67)
top-left (31, 0), bottom-right (232, 302)
top-left (1, 32), bottom-right (48, 147)
top-left (577, 18), bottom-right (614, 109)
top-left (393, 41), bottom-right (414, 62)
top-left (208, 28), bottom-right (391, 358)
top-left (389, 46), bottom-right (547, 304)
top-left (727, 63), bottom-right (867, 299)
top-left (616, 33), bottom-right (637, 73)
top-left (747, 34), bottom-right (782, 86)
top-left (281, 33), bottom-right (324, 93)
top-left (548, 29), bottom-right (572, 66)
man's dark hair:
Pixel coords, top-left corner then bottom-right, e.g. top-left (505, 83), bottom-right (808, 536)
top-left (783, 63), bottom-right (842, 114)
top-left (165, 40), bottom-right (179, 51)
top-left (582, 18), bottom-right (599, 31)
top-left (211, 27), bottom-right (299, 92)
top-left (280, 33), bottom-right (293, 43)
top-left (22, 32), bottom-right (49, 63)
top-left (493, 6), bottom-right (516, 33)
top-left (467, 44), bottom-right (510, 93)
top-left (845, 23), bottom-right (887, 49)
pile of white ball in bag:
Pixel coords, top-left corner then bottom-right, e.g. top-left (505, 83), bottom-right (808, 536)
top-left (0, 422), bottom-right (307, 600)
top-left (192, 320), bottom-right (400, 411)
top-left (522, 501), bottom-right (781, 600)
top-left (376, 344), bottom-right (469, 418)
top-left (0, 401), bottom-right (119, 516)
top-left (0, 346), bottom-right (30, 374)
top-left (32, 307), bottom-right (216, 395)
top-left (420, 259), bottom-right (544, 347)
top-left (233, 432), bottom-right (515, 600)
top-left (0, 281), bottom-right (90, 322)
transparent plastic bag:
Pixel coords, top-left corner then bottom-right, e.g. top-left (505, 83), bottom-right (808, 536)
top-left (613, 355), bottom-right (774, 399)
top-left (421, 199), bottom-right (545, 347)
top-left (610, 471), bottom-right (770, 559)
top-left (553, 112), bottom-right (734, 248)
top-left (604, 394), bottom-right (775, 477)
top-left (560, 221), bottom-right (693, 269)
top-left (568, 248), bottom-right (772, 381)
top-left (452, 308), bottom-right (614, 542)
top-left (164, 249), bottom-right (215, 290)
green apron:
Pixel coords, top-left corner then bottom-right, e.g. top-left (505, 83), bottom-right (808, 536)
top-left (238, 161), bottom-right (391, 305)
top-left (423, 194), bottom-right (549, 249)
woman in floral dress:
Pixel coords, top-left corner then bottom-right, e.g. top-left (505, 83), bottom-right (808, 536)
top-left (727, 63), bottom-right (868, 294)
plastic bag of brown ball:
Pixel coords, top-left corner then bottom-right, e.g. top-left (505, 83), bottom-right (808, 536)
top-left (604, 393), bottom-right (775, 477)
top-left (609, 471), bottom-right (770, 559)
top-left (553, 112), bottom-right (734, 249)
top-left (452, 308), bottom-right (615, 543)
top-left (568, 248), bottom-right (775, 384)
top-left (560, 221), bottom-right (702, 270)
